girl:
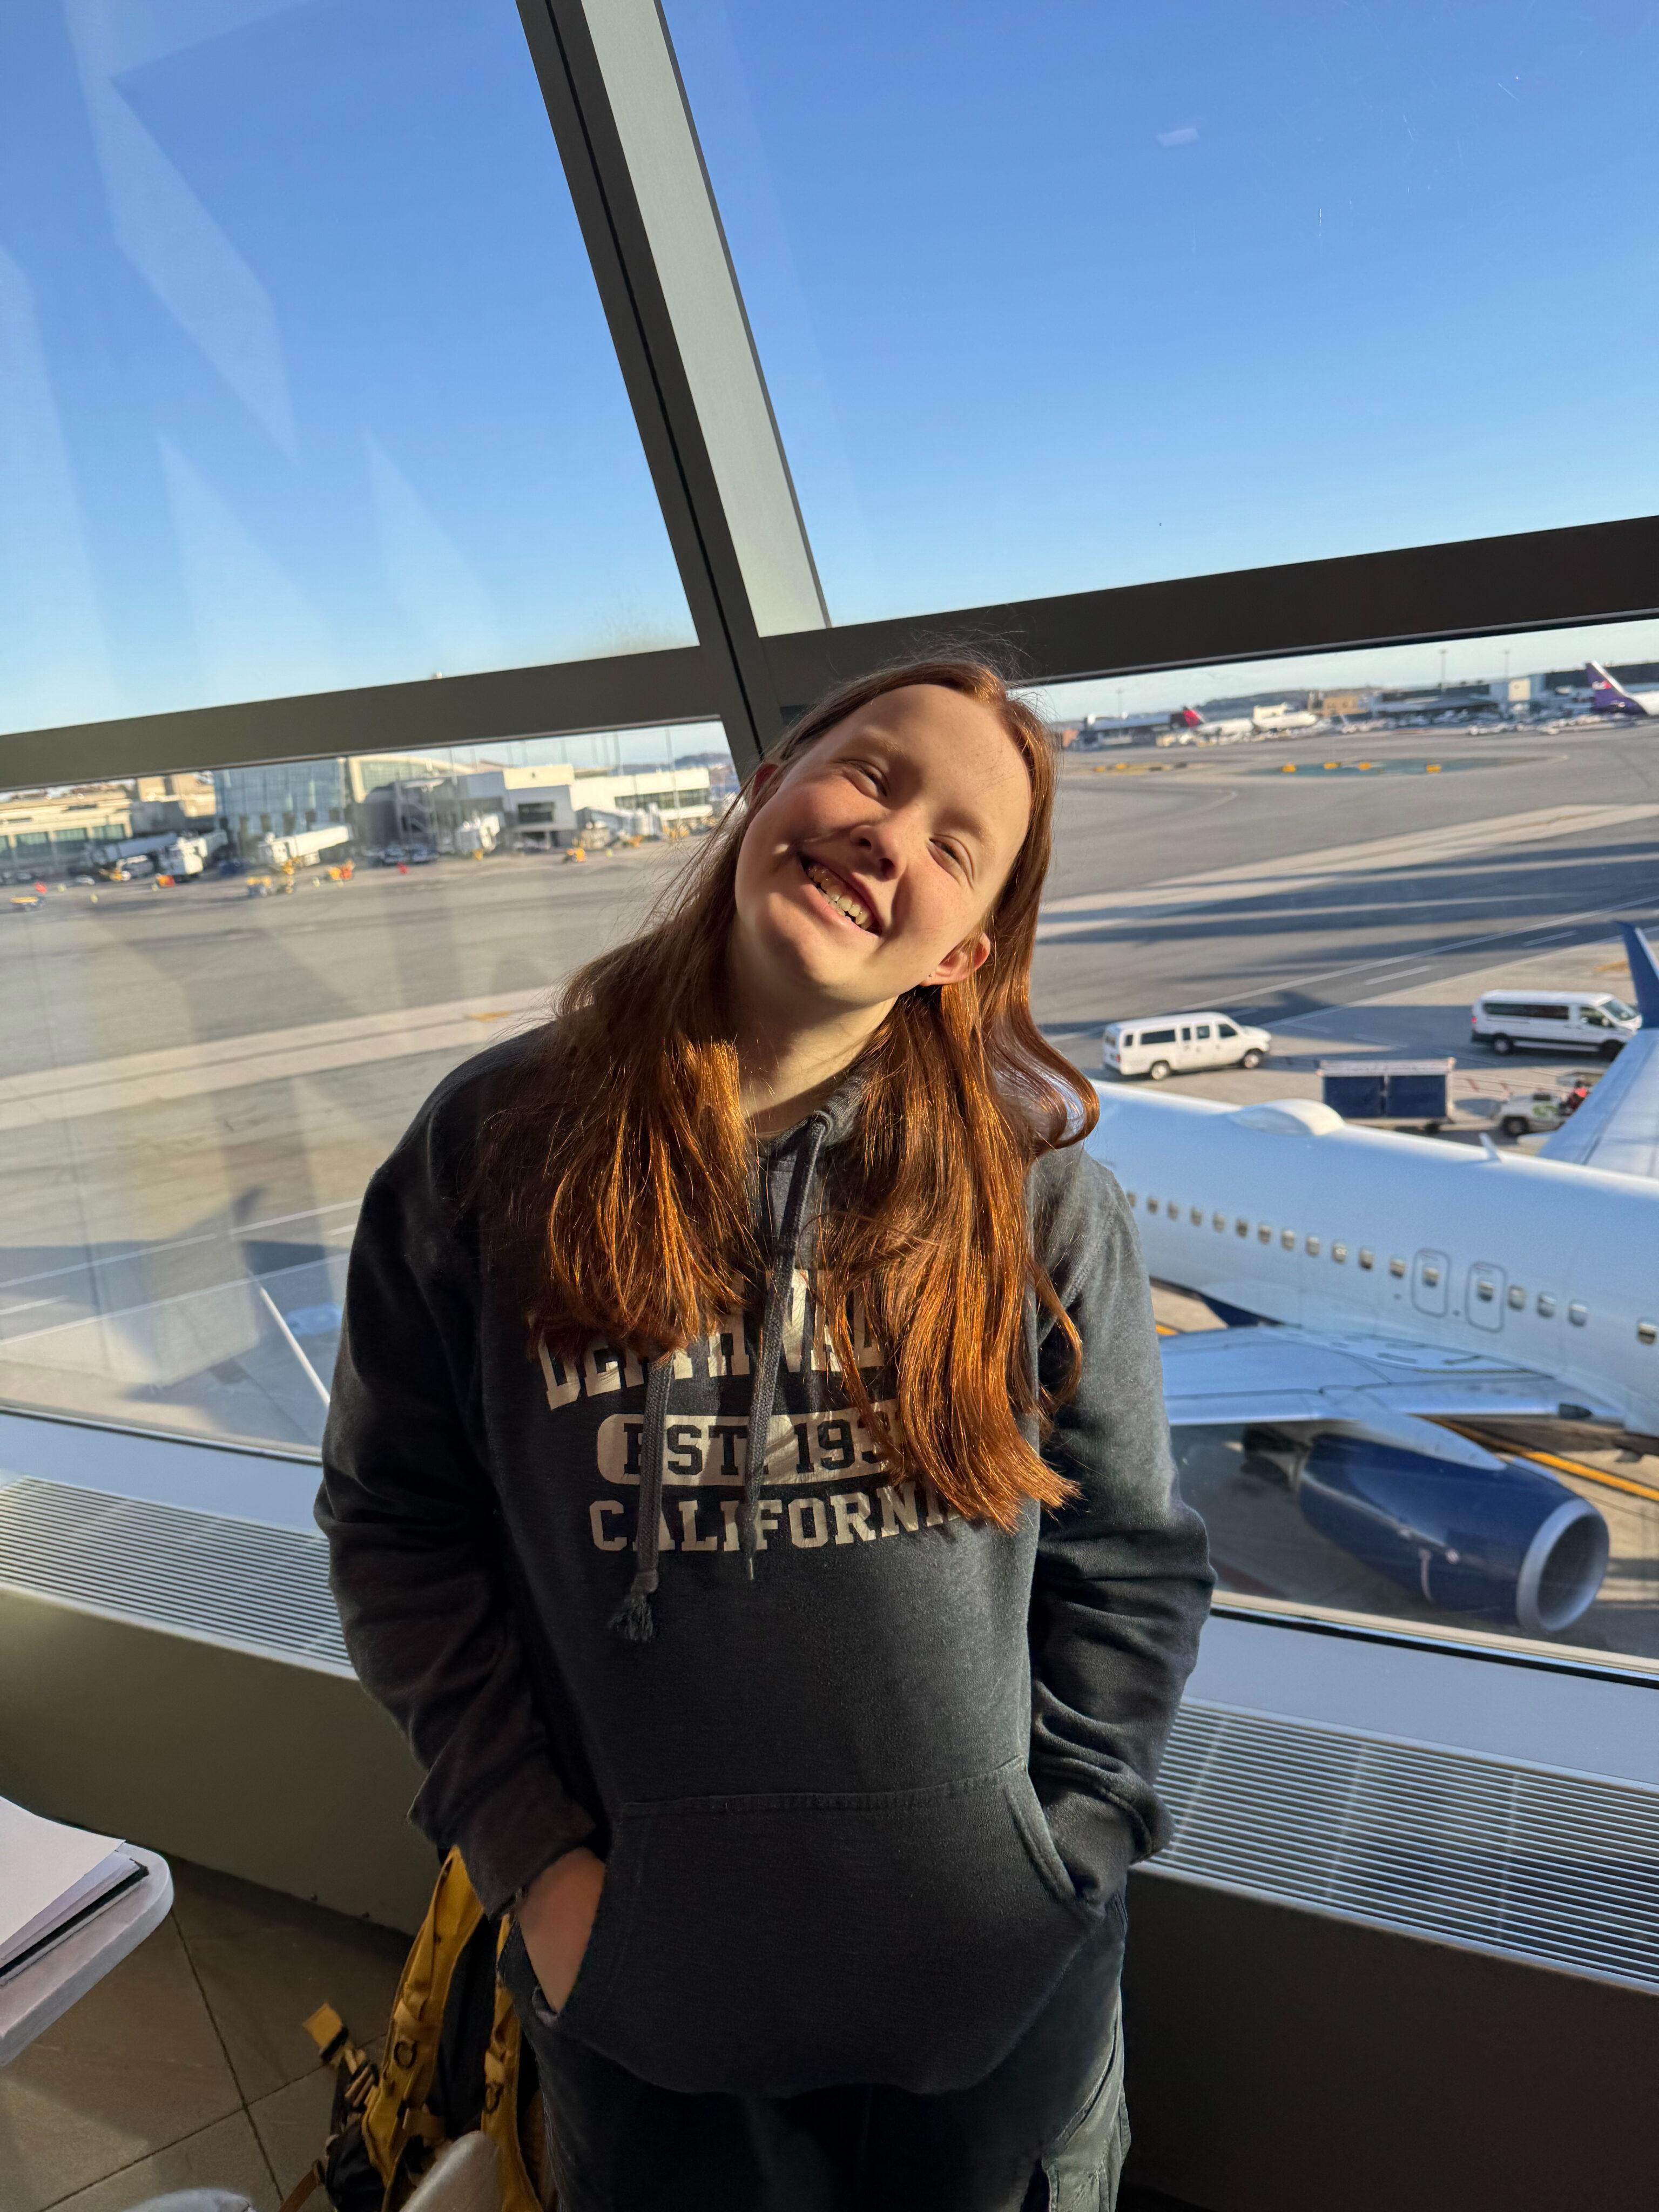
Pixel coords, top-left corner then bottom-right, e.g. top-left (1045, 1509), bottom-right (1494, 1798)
top-left (318, 659), bottom-right (1212, 2212)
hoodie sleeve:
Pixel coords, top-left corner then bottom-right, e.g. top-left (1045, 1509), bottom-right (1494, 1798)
top-left (1026, 1147), bottom-right (1214, 1912)
top-left (315, 1074), bottom-right (596, 1914)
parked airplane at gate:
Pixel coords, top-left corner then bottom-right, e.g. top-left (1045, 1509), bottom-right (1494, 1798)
top-left (1586, 662), bottom-right (1659, 717)
top-left (1083, 925), bottom-right (1659, 1638)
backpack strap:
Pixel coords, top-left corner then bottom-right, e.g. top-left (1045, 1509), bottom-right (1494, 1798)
top-left (361, 1849), bottom-right (487, 2194)
top-left (482, 1920), bottom-right (545, 2212)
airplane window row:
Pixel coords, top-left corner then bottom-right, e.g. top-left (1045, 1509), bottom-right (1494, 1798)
top-left (1124, 1191), bottom-right (1653, 1343)
top-left (1132, 1192), bottom-right (1379, 1273)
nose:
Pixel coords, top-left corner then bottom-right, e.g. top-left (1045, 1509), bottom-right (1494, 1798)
top-left (848, 815), bottom-right (901, 875)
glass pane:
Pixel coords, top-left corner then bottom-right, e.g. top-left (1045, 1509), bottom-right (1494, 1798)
top-left (0, 718), bottom-right (731, 1454)
top-left (1, 0), bottom-right (692, 736)
top-left (1031, 616), bottom-right (1659, 1669)
top-left (667, 0), bottom-right (1659, 625)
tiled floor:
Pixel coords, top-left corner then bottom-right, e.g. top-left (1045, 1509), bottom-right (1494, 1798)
top-left (1, 1866), bottom-right (1201, 2212)
top-left (0, 1860), bottom-right (409, 2212)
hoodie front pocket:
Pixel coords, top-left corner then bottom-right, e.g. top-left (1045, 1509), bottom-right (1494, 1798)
top-left (556, 1758), bottom-right (1092, 2098)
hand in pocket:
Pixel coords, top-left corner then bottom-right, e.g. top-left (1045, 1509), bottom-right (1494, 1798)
top-left (520, 1845), bottom-right (606, 2012)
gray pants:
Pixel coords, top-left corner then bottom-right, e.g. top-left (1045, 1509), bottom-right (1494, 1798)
top-left (502, 1906), bottom-right (1130, 2211)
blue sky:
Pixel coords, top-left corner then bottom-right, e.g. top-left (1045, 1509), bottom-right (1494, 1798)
top-left (669, 0), bottom-right (1659, 625)
top-left (5, 1), bottom-right (1659, 742)
top-left (0, 0), bottom-right (690, 736)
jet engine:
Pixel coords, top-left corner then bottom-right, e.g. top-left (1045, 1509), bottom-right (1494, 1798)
top-left (1291, 1431), bottom-right (1610, 1636)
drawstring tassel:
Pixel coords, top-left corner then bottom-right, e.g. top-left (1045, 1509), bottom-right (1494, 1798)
top-left (612, 1352), bottom-right (674, 1643)
top-left (609, 1565), bottom-right (658, 1643)
top-left (739, 1496), bottom-right (759, 1581)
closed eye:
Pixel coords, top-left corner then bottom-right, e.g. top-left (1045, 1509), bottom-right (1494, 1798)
top-left (934, 839), bottom-right (971, 876)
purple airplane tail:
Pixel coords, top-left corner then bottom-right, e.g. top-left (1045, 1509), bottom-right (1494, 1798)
top-left (1587, 661), bottom-right (1648, 714)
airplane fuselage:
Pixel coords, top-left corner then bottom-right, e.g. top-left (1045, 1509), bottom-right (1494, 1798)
top-left (1085, 1090), bottom-right (1659, 1435)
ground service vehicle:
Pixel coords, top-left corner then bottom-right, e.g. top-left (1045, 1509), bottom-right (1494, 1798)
top-left (1103, 1013), bottom-right (1271, 1082)
top-left (1493, 1089), bottom-right (1569, 1138)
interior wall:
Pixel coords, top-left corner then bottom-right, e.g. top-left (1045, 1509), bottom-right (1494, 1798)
top-left (1121, 1871), bottom-right (1659, 2211)
top-left (0, 1588), bottom-right (434, 1931)
top-left (9, 1576), bottom-right (1658, 2206)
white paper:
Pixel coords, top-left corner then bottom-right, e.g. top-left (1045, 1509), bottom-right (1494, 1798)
top-left (0, 1795), bottom-right (132, 1972)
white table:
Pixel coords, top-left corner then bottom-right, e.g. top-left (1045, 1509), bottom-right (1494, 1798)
top-left (0, 1847), bottom-right (173, 2066)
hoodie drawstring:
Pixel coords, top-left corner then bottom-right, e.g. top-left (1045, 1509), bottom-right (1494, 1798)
top-left (740, 1111), bottom-right (832, 1579)
top-left (608, 1352), bottom-right (675, 1643)
top-left (610, 1109), bottom-right (833, 1643)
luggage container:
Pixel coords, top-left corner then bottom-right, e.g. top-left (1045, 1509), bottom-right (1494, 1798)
top-left (1319, 1058), bottom-right (1453, 1127)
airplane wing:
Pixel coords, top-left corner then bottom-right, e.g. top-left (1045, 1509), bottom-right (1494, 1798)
top-left (1159, 1323), bottom-right (1624, 1429)
top-left (1537, 923), bottom-right (1659, 1179)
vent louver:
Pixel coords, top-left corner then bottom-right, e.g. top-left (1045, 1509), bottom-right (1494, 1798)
top-left (1155, 1702), bottom-right (1659, 1993)
top-left (0, 1477), bottom-right (349, 1673)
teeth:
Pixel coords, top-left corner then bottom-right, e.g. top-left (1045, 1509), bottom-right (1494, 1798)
top-left (804, 860), bottom-right (875, 932)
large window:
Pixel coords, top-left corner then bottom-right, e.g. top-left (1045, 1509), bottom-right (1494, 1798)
top-left (1, 0), bottom-right (692, 736)
top-left (2, 0), bottom-right (1655, 1690)
top-left (667, 0), bottom-right (1659, 624)
top-left (1028, 617), bottom-right (1659, 1671)
top-left (0, 724), bottom-right (729, 1455)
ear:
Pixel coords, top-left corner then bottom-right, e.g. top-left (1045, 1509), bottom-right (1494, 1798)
top-left (921, 932), bottom-right (992, 989)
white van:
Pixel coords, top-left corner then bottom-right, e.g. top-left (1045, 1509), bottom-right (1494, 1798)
top-left (1102, 1013), bottom-right (1271, 1081)
top-left (1471, 989), bottom-right (1639, 1057)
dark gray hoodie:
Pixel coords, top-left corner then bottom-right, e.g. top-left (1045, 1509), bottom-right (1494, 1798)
top-left (316, 1033), bottom-right (1211, 2100)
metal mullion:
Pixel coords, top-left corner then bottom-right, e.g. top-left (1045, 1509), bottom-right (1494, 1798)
top-left (515, 0), bottom-right (790, 772)
top-left (0, 644), bottom-right (717, 787)
top-left (760, 512), bottom-right (1659, 708)
top-left (15, 504), bottom-right (1659, 786)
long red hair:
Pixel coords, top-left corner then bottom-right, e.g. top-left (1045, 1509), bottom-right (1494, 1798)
top-left (478, 658), bottom-right (1100, 1527)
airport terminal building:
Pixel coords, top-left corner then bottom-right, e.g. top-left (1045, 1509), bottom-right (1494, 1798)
top-left (212, 753), bottom-right (717, 855)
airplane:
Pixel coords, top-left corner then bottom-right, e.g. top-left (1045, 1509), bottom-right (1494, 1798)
top-left (1075, 703), bottom-right (1324, 747)
top-left (1585, 662), bottom-right (1659, 717)
top-left (1169, 704), bottom-right (1323, 741)
top-left (1082, 923), bottom-right (1659, 1641)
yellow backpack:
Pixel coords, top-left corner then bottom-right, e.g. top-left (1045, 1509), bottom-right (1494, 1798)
top-left (282, 1850), bottom-right (545, 2212)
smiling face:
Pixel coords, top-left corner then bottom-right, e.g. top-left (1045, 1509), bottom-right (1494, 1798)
top-left (727, 683), bottom-right (1034, 1033)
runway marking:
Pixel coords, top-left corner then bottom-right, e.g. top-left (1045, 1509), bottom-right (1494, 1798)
top-left (0, 987), bottom-right (551, 1133)
top-left (0, 1200), bottom-right (360, 1296)
top-left (1245, 898), bottom-right (1630, 1017)
top-left (1036, 802), bottom-right (1659, 942)
top-left (0, 1257), bottom-right (340, 1351)
top-left (241, 1201), bottom-right (360, 1235)
top-left (0, 1231), bottom-right (225, 1294)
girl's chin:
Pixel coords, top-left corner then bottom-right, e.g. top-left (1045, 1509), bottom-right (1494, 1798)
top-left (740, 924), bottom-right (889, 1006)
